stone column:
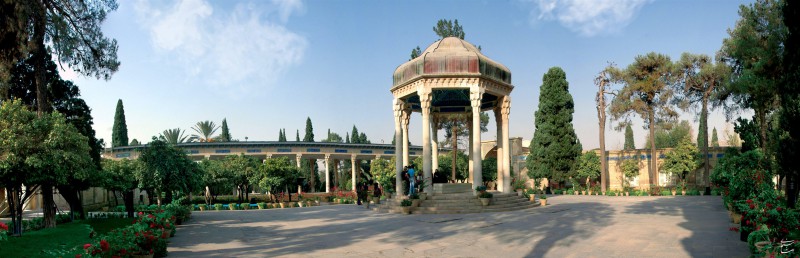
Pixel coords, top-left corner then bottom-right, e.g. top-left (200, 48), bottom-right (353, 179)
top-left (324, 154), bottom-right (331, 193)
top-left (501, 96), bottom-right (512, 193)
top-left (402, 107), bottom-right (411, 166)
top-left (351, 155), bottom-right (357, 192)
top-left (295, 154), bottom-right (302, 168)
top-left (418, 86), bottom-right (433, 192)
top-left (393, 98), bottom-right (405, 195)
top-left (470, 85), bottom-right (484, 191)
top-left (494, 105), bottom-right (505, 192)
top-left (468, 118), bottom-right (473, 183)
top-left (431, 115), bottom-right (439, 173)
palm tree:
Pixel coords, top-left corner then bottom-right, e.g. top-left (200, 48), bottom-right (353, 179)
top-left (192, 120), bottom-right (219, 142)
top-left (160, 128), bottom-right (189, 144)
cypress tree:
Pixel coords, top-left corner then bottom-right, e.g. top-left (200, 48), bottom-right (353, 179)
top-left (346, 132), bottom-right (350, 143)
top-left (218, 118), bottom-right (232, 142)
top-left (130, 139), bottom-right (139, 146)
top-left (304, 117), bottom-right (314, 142)
top-left (351, 126), bottom-right (360, 144)
top-left (526, 67), bottom-right (582, 184)
top-left (711, 127), bottom-right (719, 147)
top-left (624, 124), bottom-right (635, 150)
top-left (296, 130), bottom-right (300, 141)
top-left (112, 99), bottom-right (128, 147)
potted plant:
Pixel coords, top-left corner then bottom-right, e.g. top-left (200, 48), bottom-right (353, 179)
top-left (228, 203), bottom-right (237, 210)
top-left (512, 179), bottom-right (526, 196)
top-left (539, 194), bottom-right (547, 206)
top-left (400, 199), bottom-right (412, 214)
top-left (409, 193), bottom-right (421, 207)
top-left (198, 204), bottom-right (207, 211)
top-left (257, 202), bottom-right (267, 209)
top-left (213, 203), bottom-right (223, 211)
top-left (478, 191), bottom-right (493, 206)
top-left (526, 189), bottom-right (537, 202)
top-left (475, 185), bottom-right (487, 195)
top-left (671, 187), bottom-right (677, 196)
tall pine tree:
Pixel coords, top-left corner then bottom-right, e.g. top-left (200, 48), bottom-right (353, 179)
top-left (304, 117), bottom-right (314, 142)
top-left (527, 67), bottom-right (582, 185)
top-left (351, 126), bottom-right (360, 144)
top-left (296, 130), bottom-right (300, 141)
top-left (218, 118), bottom-right (232, 142)
top-left (112, 99), bottom-right (128, 147)
top-left (624, 124), bottom-right (635, 150)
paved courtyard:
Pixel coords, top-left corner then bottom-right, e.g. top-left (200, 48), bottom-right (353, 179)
top-left (168, 195), bottom-right (748, 258)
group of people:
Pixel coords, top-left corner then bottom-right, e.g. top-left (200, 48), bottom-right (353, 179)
top-left (356, 181), bottom-right (381, 207)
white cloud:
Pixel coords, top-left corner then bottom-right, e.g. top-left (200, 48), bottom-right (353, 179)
top-left (134, 0), bottom-right (307, 96)
top-left (528, 0), bottom-right (651, 37)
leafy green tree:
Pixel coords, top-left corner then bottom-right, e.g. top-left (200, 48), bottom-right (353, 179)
top-left (371, 157), bottom-right (395, 194)
top-left (779, 0), bottom-right (800, 207)
top-left (644, 120), bottom-right (693, 149)
top-left (436, 151), bottom-right (469, 182)
top-left (675, 53), bottom-right (730, 186)
top-left (609, 52), bottom-right (678, 185)
top-left (256, 157), bottom-right (300, 202)
top-left (620, 157), bottom-right (641, 190)
top-left (160, 128), bottom-right (189, 144)
top-left (191, 120), bottom-right (219, 142)
top-left (217, 118), bottom-right (232, 142)
top-left (0, 0), bottom-right (120, 116)
top-left (323, 129), bottom-right (343, 143)
top-left (222, 154), bottom-right (260, 203)
top-left (198, 159), bottom-right (233, 205)
top-left (624, 124), bottom-right (635, 150)
top-left (711, 128), bottom-right (720, 147)
top-left (720, 0), bottom-right (785, 152)
top-left (359, 132), bottom-right (370, 144)
top-left (138, 137), bottom-right (202, 205)
top-left (433, 19), bottom-right (465, 39)
top-left (527, 67), bottom-right (582, 186)
top-left (576, 152), bottom-right (601, 187)
top-left (0, 100), bottom-right (93, 231)
top-left (440, 112), bottom-right (488, 180)
top-left (482, 157), bottom-right (498, 184)
top-left (112, 99), bottom-right (128, 147)
top-left (101, 159), bottom-right (140, 218)
top-left (661, 136), bottom-right (700, 187)
top-left (5, 56), bottom-right (103, 219)
top-left (410, 46), bottom-right (421, 60)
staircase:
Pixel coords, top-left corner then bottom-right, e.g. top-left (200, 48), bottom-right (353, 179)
top-left (373, 183), bottom-right (538, 214)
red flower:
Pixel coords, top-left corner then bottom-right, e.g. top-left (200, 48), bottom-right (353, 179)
top-left (0, 222), bottom-right (8, 231)
top-left (75, 255), bottom-right (82, 258)
top-left (766, 203), bottom-right (773, 208)
top-left (749, 203), bottom-right (755, 209)
top-left (150, 223), bottom-right (156, 228)
top-left (777, 207), bottom-right (782, 212)
top-left (100, 240), bottom-right (109, 252)
top-left (83, 243), bottom-right (92, 250)
top-left (138, 212), bottom-right (144, 216)
top-left (120, 249), bottom-right (127, 255)
top-left (746, 199), bottom-right (753, 204)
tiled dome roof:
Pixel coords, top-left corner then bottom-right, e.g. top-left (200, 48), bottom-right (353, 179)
top-left (392, 37), bottom-right (511, 88)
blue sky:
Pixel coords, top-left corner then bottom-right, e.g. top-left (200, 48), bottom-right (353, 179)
top-left (67, 0), bottom-right (751, 150)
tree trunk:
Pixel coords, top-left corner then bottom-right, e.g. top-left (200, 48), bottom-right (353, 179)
top-left (7, 186), bottom-right (23, 236)
top-left (452, 125), bottom-right (458, 182)
top-left (787, 174), bottom-right (797, 208)
top-left (57, 186), bottom-right (85, 220)
top-left (309, 159), bottom-right (316, 192)
top-left (42, 184), bottom-right (56, 228)
top-left (123, 190), bottom-right (134, 218)
top-left (649, 111), bottom-right (658, 186)
top-left (701, 99), bottom-right (710, 188)
top-left (598, 95), bottom-right (607, 193)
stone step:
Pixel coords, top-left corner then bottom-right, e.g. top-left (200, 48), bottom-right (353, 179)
top-left (432, 183), bottom-right (474, 194)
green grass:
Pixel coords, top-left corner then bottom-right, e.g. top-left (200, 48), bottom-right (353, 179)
top-left (0, 218), bottom-right (133, 258)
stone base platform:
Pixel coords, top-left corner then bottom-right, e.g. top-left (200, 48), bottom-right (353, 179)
top-left (373, 183), bottom-right (539, 214)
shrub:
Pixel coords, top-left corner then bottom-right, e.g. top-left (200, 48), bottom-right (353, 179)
top-left (478, 192), bottom-right (493, 198)
top-left (228, 203), bottom-right (237, 210)
top-left (400, 199), bottom-right (412, 207)
top-left (257, 203), bottom-right (267, 209)
top-left (213, 204), bottom-right (223, 211)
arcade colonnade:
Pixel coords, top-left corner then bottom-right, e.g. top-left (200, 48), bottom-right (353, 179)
top-left (392, 84), bottom-right (512, 195)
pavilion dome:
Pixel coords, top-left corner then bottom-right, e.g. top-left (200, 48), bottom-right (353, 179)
top-left (392, 37), bottom-right (512, 88)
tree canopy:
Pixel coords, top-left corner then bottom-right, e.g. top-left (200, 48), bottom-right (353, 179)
top-left (661, 136), bottom-right (700, 186)
top-left (304, 117), bottom-right (314, 142)
top-left (624, 124), bottom-right (635, 150)
top-left (138, 137), bottom-right (202, 204)
top-left (433, 19), bottom-right (465, 39)
top-left (191, 120), bottom-right (219, 142)
top-left (160, 128), bottom-right (189, 145)
top-left (112, 99), bottom-right (128, 147)
top-left (527, 67), bottom-right (582, 184)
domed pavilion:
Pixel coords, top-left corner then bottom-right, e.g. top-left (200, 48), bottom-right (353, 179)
top-left (391, 37), bottom-right (514, 195)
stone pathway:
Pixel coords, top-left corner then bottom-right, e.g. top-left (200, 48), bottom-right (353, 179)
top-left (168, 195), bottom-right (748, 257)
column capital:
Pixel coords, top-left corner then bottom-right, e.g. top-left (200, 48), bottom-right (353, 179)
top-left (324, 154), bottom-right (330, 161)
top-left (295, 153), bottom-right (303, 158)
top-left (501, 95), bottom-right (511, 116)
top-left (351, 154), bottom-right (358, 161)
top-left (374, 155), bottom-right (382, 160)
top-left (266, 154), bottom-right (273, 159)
top-left (393, 98), bottom-right (404, 119)
top-left (470, 85), bottom-right (485, 109)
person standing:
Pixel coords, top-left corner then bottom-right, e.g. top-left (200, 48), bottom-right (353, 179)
top-left (408, 165), bottom-right (416, 196)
